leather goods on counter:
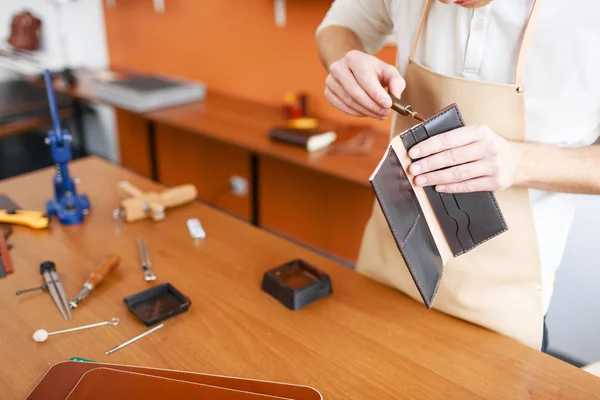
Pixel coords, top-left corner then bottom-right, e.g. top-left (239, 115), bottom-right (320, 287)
top-left (7, 11), bottom-right (42, 51)
top-left (370, 104), bottom-right (507, 308)
top-left (26, 361), bottom-right (323, 400)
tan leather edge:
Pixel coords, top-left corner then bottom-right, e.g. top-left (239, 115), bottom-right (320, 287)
top-left (65, 367), bottom-right (294, 400)
top-left (37, 361), bottom-right (323, 400)
top-left (389, 136), bottom-right (454, 265)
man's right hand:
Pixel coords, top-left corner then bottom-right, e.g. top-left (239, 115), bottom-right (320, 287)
top-left (325, 50), bottom-right (406, 120)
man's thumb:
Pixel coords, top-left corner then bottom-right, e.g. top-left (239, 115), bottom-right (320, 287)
top-left (381, 65), bottom-right (406, 100)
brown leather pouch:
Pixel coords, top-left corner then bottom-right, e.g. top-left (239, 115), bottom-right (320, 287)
top-left (370, 104), bottom-right (507, 308)
top-left (7, 11), bottom-right (42, 51)
top-left (26, 361), bottom-right (323, 400)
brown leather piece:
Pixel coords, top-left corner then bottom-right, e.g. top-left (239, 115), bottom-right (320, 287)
top-left (65, 368), bottom-right (291, 400)
top-left (370, 104), bottom-right (508, 308)
top-left (7, 11), bottom-right (42, 51)
top-left (26, 361), bottom-right (322, 400)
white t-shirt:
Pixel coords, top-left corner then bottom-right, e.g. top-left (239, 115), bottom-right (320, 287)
top-left (317, 0), bottom-right (600, 313)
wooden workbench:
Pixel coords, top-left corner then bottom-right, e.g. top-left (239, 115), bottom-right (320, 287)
top-left (0, 157), bottom-right (599, 399)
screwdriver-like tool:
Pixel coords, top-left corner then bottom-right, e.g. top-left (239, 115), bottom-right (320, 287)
top-left (69, 253), bottom-right (120, 309)
top-left (389, 93), bottom-right (425, 122)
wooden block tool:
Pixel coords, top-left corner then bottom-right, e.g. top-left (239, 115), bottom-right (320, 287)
top-left (113, 181), bottom-right (197, 223)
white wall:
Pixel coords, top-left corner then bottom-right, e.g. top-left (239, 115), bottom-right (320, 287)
top-left (546, 194), bottom-right (600, 365)
top-left (0, 0), bottom-right (118, 162)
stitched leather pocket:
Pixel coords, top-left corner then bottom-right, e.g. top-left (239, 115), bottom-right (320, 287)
top-left (371, 147), bottom-right (442, 308)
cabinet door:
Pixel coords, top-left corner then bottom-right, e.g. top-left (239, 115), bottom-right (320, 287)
top-left (259, 156), bottom-right (373, 264)
top-left (155, 124), bottom-right (251, 221)
top-left (116, 109), bottom-right (152, 178)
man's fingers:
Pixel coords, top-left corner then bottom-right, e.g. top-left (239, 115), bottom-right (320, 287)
top-left (324, 87), bottom-right (363, 117)
top-left (380, 63), bottom-right (406, 100)
top-left (330, 59), bottom-right (388, 116)
top-left (413, 161), bottom-right (488, 187)
top-left (326, 75), bottom-right (386, 119)
top-left (408, 126), bottom-right (484, 159)
top-left (408, 142), bottom-right (484, 175)
top-left (435, 177), bottom-right (493, 194)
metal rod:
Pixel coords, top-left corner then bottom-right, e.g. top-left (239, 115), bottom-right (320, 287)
top-left (105, 323), bottom-right (164, 355)
top-left (16, 284), bottom-right (48, 295)
top-left (43, 69), bottom-right (62, 137)
top-left (48, 318), bottom-right (120, 337)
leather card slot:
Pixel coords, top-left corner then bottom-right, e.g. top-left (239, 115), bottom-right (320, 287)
top-left (453, 192), bottom-right (507, 247)
top-left (411, 124), bottom-right (429, 144)
top-left (423, 186), bottom-right (463, 255)
top-left (371, 148), bottom-right (423, 246)
top-left (423, 105), bottom-right (464, 135)
top-left (401, 214), bottom-right (443, 308)
top-left (439, 192), bottom-right (475, 252)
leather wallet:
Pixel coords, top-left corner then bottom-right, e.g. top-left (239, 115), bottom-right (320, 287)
top-left (26, 361), bottom-right (323, 400)
top-left (370, 104), bottom-right (507, 308)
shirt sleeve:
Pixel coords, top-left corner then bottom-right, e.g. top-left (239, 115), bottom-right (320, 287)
top-left (316, 0), bottom-right (394, 54)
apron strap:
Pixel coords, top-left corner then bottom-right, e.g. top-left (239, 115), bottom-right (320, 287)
top-left (410, 0), bottom-right (544, 88)
top-left (409, 0), bottom-right (433, 61)
top-left (515, 0), bottom-right (543, 88)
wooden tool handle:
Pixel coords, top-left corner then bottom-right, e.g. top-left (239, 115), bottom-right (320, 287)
top-left (87, 253), bottom-right (120, 287)
top-left (160, 185), bottom-right (197, 208)
top-left (121, 198), bottom-right (148, 222)
top-left (116, 181), bottom-right (145, 200)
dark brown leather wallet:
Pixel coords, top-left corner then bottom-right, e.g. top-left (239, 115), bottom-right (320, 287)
top-left (370, 104), bottom-right (507, 308)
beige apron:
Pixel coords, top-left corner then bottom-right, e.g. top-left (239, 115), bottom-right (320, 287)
top-left (356, 0), bottom-right (546, 350)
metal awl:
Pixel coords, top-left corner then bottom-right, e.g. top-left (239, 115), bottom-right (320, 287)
top-left (69, 253), bottom-right (121, 309)
top-left (137, 237), bottom-right (156, 281)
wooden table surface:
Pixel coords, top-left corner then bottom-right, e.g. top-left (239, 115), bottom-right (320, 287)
top-left (1, 157), bottom-right (599, 400)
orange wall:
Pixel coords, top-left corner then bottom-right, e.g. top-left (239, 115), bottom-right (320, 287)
top-left (102, 0), bottom-right (395, 131)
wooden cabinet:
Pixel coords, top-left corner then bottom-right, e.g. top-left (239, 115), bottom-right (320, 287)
top-left (115, 109), bottom-right (152, 178)
top-left (259, 156), bottom-right (374, 265)
top-left (155, 124), bottom-right (252, 221)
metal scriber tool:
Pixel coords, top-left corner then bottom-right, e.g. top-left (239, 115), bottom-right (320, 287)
top-left (137, 237), bottom-right (156, 281)
top-left (106, 323), bottom-right (164, 355)
top-left (40, 261), bottom-right (71, 321)
top-left (33, 318), bottom-right (120, 342)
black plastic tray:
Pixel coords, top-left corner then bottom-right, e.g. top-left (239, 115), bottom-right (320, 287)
top-left (261, 259), bottom-right (333, 310)
top-left (123, 283), bottom-right (191, 326)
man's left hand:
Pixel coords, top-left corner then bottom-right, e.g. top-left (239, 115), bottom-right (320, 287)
top-left (407, 125), bottom-right (522, 193)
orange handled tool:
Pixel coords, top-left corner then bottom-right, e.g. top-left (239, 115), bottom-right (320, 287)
top-left (69, 253), bottom-right (120, 309)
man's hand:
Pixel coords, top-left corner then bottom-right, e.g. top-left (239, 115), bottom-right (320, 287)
top-left (407, 125), bottom-right (523, 193)
top-left (325, 50), bottom-right (405, 120)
